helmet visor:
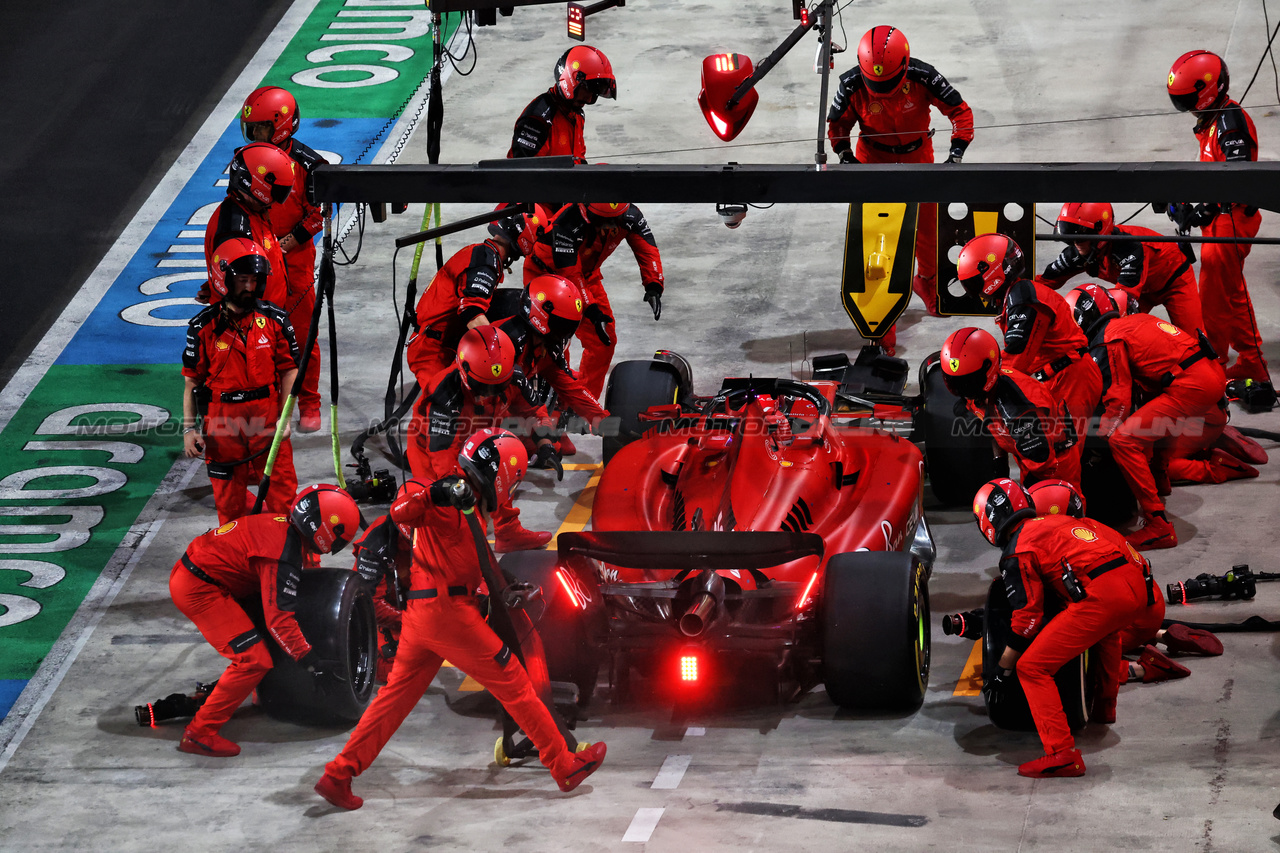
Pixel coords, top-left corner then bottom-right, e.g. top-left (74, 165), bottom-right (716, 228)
top-left (585, 77), bottom-right (617, 101)
top-left (268, 179), bottom-right (292, 205)
top-left (943, 367), bottom-right (990, 399)
top-left (1056, 220), bottom-right (1098, 239)
top-left (958, 271), bottom-right (989, 301)
top-left (240, 119), bottom-right (275, 143)
top-left (1168, 89), bottom-right (1200, 113)
top-left (864, 69), bottom-right (905, 95)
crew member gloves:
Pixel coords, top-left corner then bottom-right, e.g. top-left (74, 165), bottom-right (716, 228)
top-left (643, 283), bottom-right (663, 321)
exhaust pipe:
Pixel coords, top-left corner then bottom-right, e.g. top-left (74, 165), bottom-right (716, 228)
top-left (678, 570), bottom-right (725, 637)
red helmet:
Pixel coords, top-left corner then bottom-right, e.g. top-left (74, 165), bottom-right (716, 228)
top-left (1064, 284), bottom-right (1120, 336)
top-left (972, 477), bottom-right (1036, 546)
top-left (1056, 202), bottom-right (1114, 265)
top-left (208, 237), bottom-right (271, 304)
top-left (1168, 50), bottom-right (1229, 113)
top-left (555, 45), bottom-right (617, 103)
top-left (1026, 479), bottom-right (1086, 519)
top-left (228, 142), bottom-right (296, 207)
top-left (459, 428), bottom-right (529, 513)
top-left (580, 202), bottom-right (630, 220)
top-left (524, 274), bottom-right (584, 344)
top-left (858, 26), bottom-right (910, 96)
top-left (956, 234), bottom-right (1025, 304)
top-left (290, 484), bottom-right (362, 554)
top-left (241, 86), bottom-right (299, 145)
top-left (940, 327), bottom-right (1002, 399)
top-left (455, 326), bottom-right (516, 394)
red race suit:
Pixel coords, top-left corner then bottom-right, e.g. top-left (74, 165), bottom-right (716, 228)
top-left (183, 300), bottom-right (299, 522)
top-left (1091, 314), bottom-right (1226, 515)
top-left (1001, 515), bottom-right (1154, 754)
top-left (324, 478), bottom-right (578, 785)
top-left (1035, 224), bottom-right (1203, 336)
top-left (524, 203), bottom-right (664, 397)
top-left (495, 314), bottom-right (609, 429)
top-left (406, 240), bottom-right (509, 386)
top-left (826, 57), bottom-right (974, 334)
top-left (964, 367), bottom-right (1081, 488)
top-left (267, 138), bottom-right (328, 416)
top-left (169, 515), bottom-right (312, 739)
top-left (204, 196), bottom-right (288, 308)
top-left (508, 90), bottom-right (586, 162)
top-left (1194, 99), bottom-right (1268, 380)
top-left (998, 279), bottom-right (1102, 448)
top-left (405, 365), bottom-right (553, 538)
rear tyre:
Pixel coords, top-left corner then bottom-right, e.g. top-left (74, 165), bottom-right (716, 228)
top-left (915, 352), bottom-right (1002, 506)
top-left (255, 569), bottom-right (378, 726)
top-left (822, 551), bottom-right (930, 710)
top-left (499, 551), bottom-right (599, 708)
top-left (602, 360), bottom-right (683, 463)
top-left (981, 578), bottom-right (1092, 731)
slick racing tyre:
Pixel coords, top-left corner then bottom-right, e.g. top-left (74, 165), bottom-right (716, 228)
top-left (915, 352), bottom-right (1003, 506)
top-left (822, 551), bottom-right (930, 710)
top-left (252, 569), bottom-right (378, 726)
top-left (981, 578), bottom-right (1092, 732)
top-left (602, 359), bottom-right (683, 463)
top-left (499, 550), bottom-right (600, 708)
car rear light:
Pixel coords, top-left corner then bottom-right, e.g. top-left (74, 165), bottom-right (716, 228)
top-left (556, 569), bottom-right (583, 609)
top-left (795, 571), bottom-right (819, 611)
top-left (679, 654), bottom-right (699, 682)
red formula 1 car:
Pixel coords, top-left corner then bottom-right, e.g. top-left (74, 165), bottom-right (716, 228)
top-left (500, 350), bottom-right (936, 711)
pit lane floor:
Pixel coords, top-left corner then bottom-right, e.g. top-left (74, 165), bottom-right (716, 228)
top-left (2, 1), bottom-right (1280, 850)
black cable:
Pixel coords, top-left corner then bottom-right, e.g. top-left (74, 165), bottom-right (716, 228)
top-left (1266, 0), bottom-right (1280, 104)
top-left (1237, 17), bottom-right (1280, 104)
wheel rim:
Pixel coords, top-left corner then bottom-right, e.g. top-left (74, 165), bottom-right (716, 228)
top-left (912, 562), bottom-right (931, 691)
top-left (347, 595), bottom-right (376, 702)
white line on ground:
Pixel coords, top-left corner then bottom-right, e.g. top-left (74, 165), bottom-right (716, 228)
top-left (651, 754), bottom-right (692, 790)
top-left (622, 807), bottom-right (666, 843)
top-left (685, 726), bottom-right (706, 736)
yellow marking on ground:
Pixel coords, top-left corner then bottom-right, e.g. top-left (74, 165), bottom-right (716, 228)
top-left (441, 661), bottom-right (454, 668)
top-left (953, 640), bottom-right (984, 696)
top-left (548, 464), bottom-right (604, 549)
top-left (458, 675), bottom-right (484, 692)
top-left (562, 462), bottom-right (601, 471)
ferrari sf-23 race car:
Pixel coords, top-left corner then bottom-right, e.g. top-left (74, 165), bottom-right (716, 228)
top-left (501, 348), bottom-right (951, 712)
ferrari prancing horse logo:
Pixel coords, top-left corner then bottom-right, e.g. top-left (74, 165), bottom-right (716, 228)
top-left (949, 358), bottom-right (960, 372)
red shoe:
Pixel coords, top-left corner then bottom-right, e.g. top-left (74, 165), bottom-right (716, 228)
top-left (298, 407), bottom-right (322, 434)
top-left (493, 525), bottom-right (553, 553)
top-left (178, 729), bottom-right (240, 757)
top-left (555, 742), bottom-right (607, 792)
top-left (1206, 449), bottom-right (1259, 484)
top-left (557, 434), bottom-right (578, 457)
top-left (1018, 748), bottom-right (1085, 778)
top-left (1215, 425), bottom-right (1269, 466)
top-left (912, 275), bottom-right (941, 316)
top-left (1139, 645), bottom-right (1191, 683)
top-left (1224, 360), bottom-right (1267, 381)
top-left (1125, 513), bottom-right (1177, 551)
top-left (315, 772), bottom-right (363, 810)
top-left (1162, 624), bottom-right (1223, 656)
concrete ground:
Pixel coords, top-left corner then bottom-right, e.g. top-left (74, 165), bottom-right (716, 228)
top-left (3, 1), bottom-right (1280, 850)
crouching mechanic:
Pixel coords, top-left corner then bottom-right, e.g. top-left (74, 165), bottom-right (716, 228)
top-left (496, 274), bottom-right (611, 462)
top-left (941, 327), bottom-right (1081, 488)
top-left (183, 238), bottom-right (300, 522)
top-left (1065, 285), bottom-right (1226, 550)
top-left (956, 234), bottom-right (1102, 449)
top-left (407, 325), bottom-right (560, 552)
top-left (975, 478), bottom-right (1155, 777)
top-left (314, 430), bottom-right (608, 810)
top-left (525, 201), bottom-right (664, 399)
top-left (169, 484), bottom-right (361, 757)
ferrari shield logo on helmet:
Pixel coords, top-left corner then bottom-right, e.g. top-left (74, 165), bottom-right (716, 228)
top-left (872, 63), bottom-right (884, 76)
top-left (575, 298), bottom-right (583, 311)
top-left (243, 105), bottom-right (252, 118)
top-left (949, 358), bottom-right (960, 372)
top-left (491, 364), bottom-right (503, 378)
top-left (1169, 72), bottom-right (1177, 85)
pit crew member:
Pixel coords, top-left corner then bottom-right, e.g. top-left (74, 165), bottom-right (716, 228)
top-left (313, 431), bottom-right (607, 809)
top-left (169, 484), bottom-right (360, 757)
top-left (240, 85), bottom-right (328, 433)
top-left (508, 45), bottom-right (615, 162)
top-left (183, 238), bottom-right (300, 522)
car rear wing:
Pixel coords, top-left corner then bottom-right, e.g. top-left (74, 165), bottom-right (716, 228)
top-left (557, 531), bottom-right (824, 571)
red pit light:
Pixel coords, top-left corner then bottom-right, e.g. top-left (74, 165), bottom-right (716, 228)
top-left (799, 7), bottom-right (809, 26)
top-left (698, 53), bottom-right (759, 142)
top-left (679, 655), bottom-right (700, 682)
top-left (795, 571), bottom-right (819, 611)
